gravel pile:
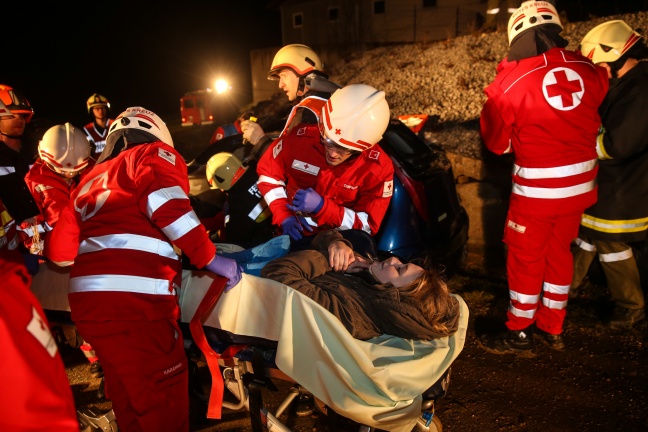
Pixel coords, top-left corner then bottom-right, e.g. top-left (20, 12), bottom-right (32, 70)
top-left (326, 11), bottom-right (648, 159)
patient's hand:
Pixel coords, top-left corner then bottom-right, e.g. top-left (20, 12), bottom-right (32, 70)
top-left (346, 256), bottom-right (370, 273)
top-left (328, 241), bottom-right (355, 272)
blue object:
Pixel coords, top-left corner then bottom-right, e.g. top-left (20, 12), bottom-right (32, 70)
top-left (220, 235), bottom-right (291, 276)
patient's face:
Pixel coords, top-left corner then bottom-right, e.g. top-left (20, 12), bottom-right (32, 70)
top-left (369, 257), bottom-right (423, 287)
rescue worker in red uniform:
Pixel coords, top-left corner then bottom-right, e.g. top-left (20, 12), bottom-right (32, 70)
top-left (477, 1), bottom-right (609, 355)
top-left (571, 20), bottom-right (648, 330)
top-left (0, 248), bottom-right (80, 432)
top-left (45, 107), bottom-right (242, 432)
top-left (23, 123), bottom-right (93, 253)
top-left (256, 84), bottom-right (394, 255)
top-left (24, 123), bottom-right (105, 379)
top-left (83, 93), bottom-right (114, 156)
top-left (240, 44), bottom-right (339, 160)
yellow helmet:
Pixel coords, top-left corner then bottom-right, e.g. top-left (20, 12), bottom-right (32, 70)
top-left (206, 152), bottom-right (247, 190)
top-left (507, 1), bottom-right (561, 45)
top-left (86, 93), bottom-right (111, 113)
top-left (267, 44), bottom-right (325, 80)
top-left (580, 20), bottom-right (642, 64)
top-left (38, 123), bottom-right (91, 174)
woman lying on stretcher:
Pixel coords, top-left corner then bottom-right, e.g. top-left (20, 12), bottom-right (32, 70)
top-left (261, 230), bottom-right (461, 341)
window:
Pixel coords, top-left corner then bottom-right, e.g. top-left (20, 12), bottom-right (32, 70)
top-left (422, 0), bottom-right (437, 7)
top-left (373, 0), bottom-right (385, 14)
top-left (293, 12), bottom-right (303, 28)
top-left (328, 6), bottom-right (339, 22)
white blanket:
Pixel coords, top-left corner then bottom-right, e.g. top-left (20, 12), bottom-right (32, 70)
top-left (179, 270), bottom-right (469, 432)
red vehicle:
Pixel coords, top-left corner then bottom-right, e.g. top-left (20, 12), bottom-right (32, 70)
top-left (180, 90), bottom-right (214, 127)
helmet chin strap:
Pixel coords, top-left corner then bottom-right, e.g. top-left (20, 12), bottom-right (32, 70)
top-left (0, 130), bottom-right (23, 139)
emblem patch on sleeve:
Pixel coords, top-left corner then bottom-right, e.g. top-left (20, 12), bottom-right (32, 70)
top-left (507, 219), bottom-right (526, 233)
top-left (369, 150), bottom-right (380, 160)
top-left (158, 147), bottom-right (176, 165)
top-left (383, 180), bottom-right (393, 197)
top-left (273, 140), bottom-right (283, 159)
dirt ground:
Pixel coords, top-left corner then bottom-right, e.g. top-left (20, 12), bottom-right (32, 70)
top-left (62, 246), bottom-right (648, 432)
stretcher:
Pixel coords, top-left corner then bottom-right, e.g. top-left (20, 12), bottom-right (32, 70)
top-left (30, 262), bottom-right (469, 432)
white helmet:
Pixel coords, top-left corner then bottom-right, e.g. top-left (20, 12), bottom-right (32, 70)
top-left (268, 44), bottom-right (325, 80)
top-left (580, 20), bottom-right (642, 64)
top-left (319, 84), bottom-right (390, 152)
top-left (100, 107), bottom-right (173, 163)
top-left (38, 123), bottom-right (91, 174)
top-left (206, 152), bottom-right (247, 190)
top-left (0, 99), bottom-right (15, 119)
top-left (508, 1), bottom-right (561, 45)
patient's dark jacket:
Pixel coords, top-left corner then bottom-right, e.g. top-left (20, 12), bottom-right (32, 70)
top-left (261, 230), bottom-right (459, 340)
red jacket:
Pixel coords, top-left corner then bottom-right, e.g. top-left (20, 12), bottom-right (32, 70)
top-left (480, 48), bottom-right (608, 215)
top-left (21, 159), bottom-right (96, 251)
top-left (257, 124), bottom-right (394, 236)
top-left (0, 250), bottom-right (79, 432)
top-left (45, 142), bottom-right (216, 322)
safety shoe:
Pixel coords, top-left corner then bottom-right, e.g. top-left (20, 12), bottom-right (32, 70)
top-left (89, 361), bottom-right (104, 378)
top-left (534, 327), bottom-right (565, 351)
top-left (294, 393), bottom-right (315, 417)
top-left (607, 306), bottom-right (646, 330)
top-left (477, 328), bottom-right (535, 357)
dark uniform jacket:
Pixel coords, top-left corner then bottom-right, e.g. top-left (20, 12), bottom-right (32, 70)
top-left (0, 140), bottom-right (40, 223)
top-left (579, 61), bottom-right (648, 243)
top-left (261, 230), bottom-right (460, 341)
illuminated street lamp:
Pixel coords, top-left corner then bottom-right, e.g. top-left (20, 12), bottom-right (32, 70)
top-left (214, 79), bottom-right (230, 94)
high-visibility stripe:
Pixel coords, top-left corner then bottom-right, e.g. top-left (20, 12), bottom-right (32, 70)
top-left (263, 187), bottom-right (288, 205)
top-left (162, 210), bottom-right (201, 241)
top-left (340, 207), bottom-right (356, 230)
top-left (510, 291), bottom-right (540, 304)
top-left (542, 297), bottom-right (567, 309)
top-left (509, 304), bottom-right (536, 319)
top-left (79, 234), bottom-right (179, 260)
top-left (70, 274), bottom-right (176, 296)
top-left (575, 237), bottom-right (597, 252)
top-left (581, 214), bottom-right (648, 234)
top-left (487, 8), bottom-right (500, 14)
top-left (512, 178), bottom-right (596, 199)
top-left (248, 202), bottom-right (265, 220)
top-left (513, 159), bottom-right (597, 179)
top-left (147, 186), bottom-right (188, 217)
top-left (596, 132), bottom-right (611, 159)
top-left (0, 166), bottom-right (16, 175)
top-left (599, 248), bottom-right (633, 263)
top-left (543, 281), bottom-right (570, 295)
top-left (257, 175), bottom-right (285, 186)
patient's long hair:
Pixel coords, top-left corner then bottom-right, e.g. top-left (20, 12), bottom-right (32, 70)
top-left (398, 265), bottom-right (460, 337)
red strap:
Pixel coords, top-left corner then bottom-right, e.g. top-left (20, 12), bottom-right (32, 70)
top-left (188, 276), bottom-right (227, 419)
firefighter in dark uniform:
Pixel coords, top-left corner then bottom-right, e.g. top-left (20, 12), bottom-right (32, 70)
top-left (572, 20), bottom-right (648, 330)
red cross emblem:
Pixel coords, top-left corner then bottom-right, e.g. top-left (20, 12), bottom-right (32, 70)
top-left (543, 67), bottom-right (584, 111)
top-left (335, 128), bottom-right (341, 135)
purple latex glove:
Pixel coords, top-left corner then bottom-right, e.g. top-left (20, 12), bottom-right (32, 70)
top-left (287, 188), bottom-right (324, 213)
top-left (204, 255), bottom-right (242, 292)
top-left (281, 215), bottom-right (313, 241)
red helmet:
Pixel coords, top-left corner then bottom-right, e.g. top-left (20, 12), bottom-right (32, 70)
top-left (0, 84), bottom-right (34, 123)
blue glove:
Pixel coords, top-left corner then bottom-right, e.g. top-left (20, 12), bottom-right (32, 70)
top-left (287, 188), bottom-right (324, 213)
top-left (204, 255), bottom-right (242, 292)
top-left (281, 215), bottom-right (313, 241)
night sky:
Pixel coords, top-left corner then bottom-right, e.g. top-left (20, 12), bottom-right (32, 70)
top-left (3, 1), bottom-right (282, 130)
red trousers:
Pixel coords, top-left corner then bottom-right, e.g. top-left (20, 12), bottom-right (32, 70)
top-left (76, 318), bottom-right (189, 432)
top-left (503, 205), bottom-right (581, 334)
